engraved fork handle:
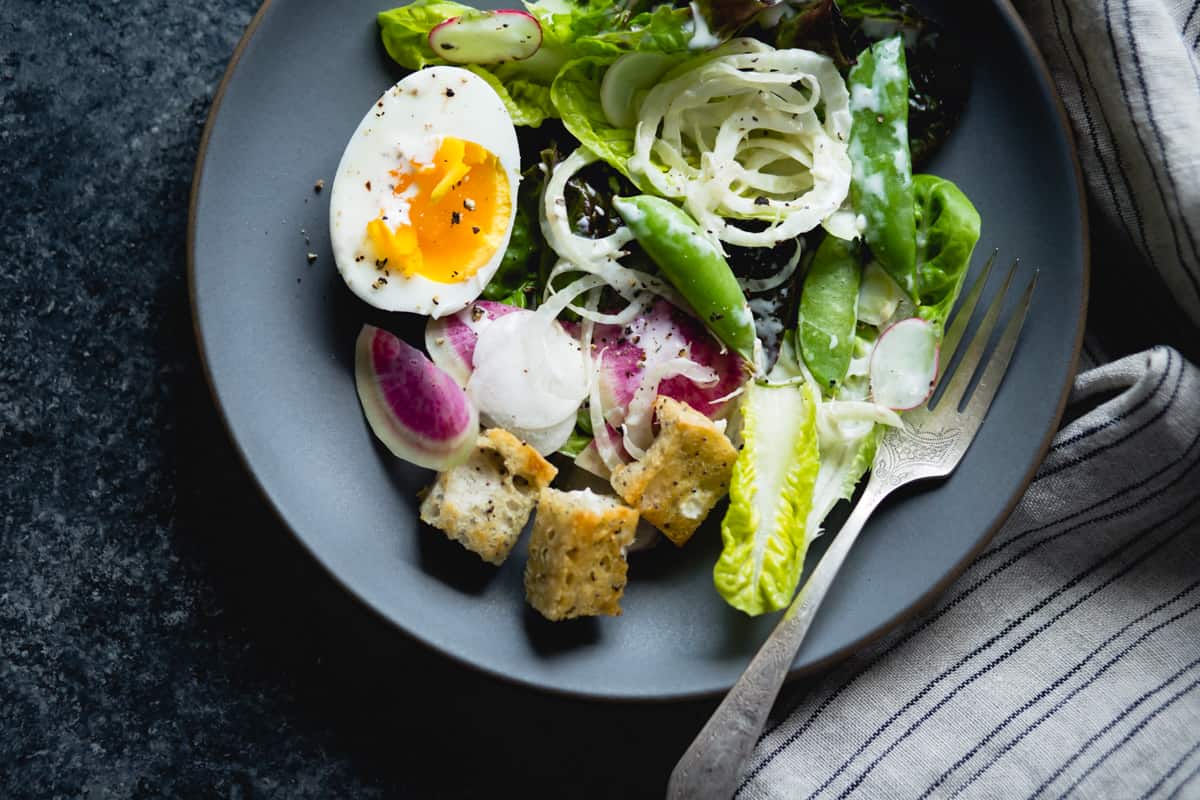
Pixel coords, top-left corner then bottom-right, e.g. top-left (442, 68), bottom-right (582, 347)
top-left (666, 481), bottom-right (890, 800)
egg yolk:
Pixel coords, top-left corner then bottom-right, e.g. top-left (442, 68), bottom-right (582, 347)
top-left (366, 137), bottom-right (512, 284)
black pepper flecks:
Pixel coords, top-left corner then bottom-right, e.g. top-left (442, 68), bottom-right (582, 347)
top-left (471, 226), bottom-right (480, 234)
top-left (450, 211), bottom-right (461, 225)
top-left (364, 180), bottom-right (371, 191)
top-left (445, 88), bottom-right (455, 98)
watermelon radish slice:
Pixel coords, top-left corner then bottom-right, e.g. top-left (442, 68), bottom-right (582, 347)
top-left (425, 300), bottom-right (524, 386)
top-left (869, 317), bottom-right (940, 411)
top-left (593, 301), bottom-right (746, 419)
top-left (355, 325), bottom-right (478, 471)
top-left (429, 10), bottom-right (542, 65)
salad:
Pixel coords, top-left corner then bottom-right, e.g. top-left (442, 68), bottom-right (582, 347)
top-left (329, 0), bottom-right (980, 620)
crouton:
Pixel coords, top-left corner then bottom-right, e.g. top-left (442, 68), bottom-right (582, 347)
top-left (610, 396), bottom-right (738, 547)
top-left (524, 488), bottom-right (639, 621)
top-left (420, 428), bottom-right (557, 565)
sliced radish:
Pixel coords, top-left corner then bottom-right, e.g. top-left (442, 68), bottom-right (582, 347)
top-left (593, 300), bottom-right (745, 419)
top-left (600, 51), bottom-right (679, 129)
top-left (869, 317), bottom-right (940, 411)
top-left (428, 10), bottom-right (542, 65)
top-left (355, 325), bottom-right (478, 471)
top-left (495, 410), bottom-right (579, 456)
top-left (425, 300), bottom-right (524, 386)
top-left (467, 312), bottom-right (589, 431)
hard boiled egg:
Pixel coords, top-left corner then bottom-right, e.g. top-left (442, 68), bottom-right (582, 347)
top-left (329, 67), bottom-right (520, 318)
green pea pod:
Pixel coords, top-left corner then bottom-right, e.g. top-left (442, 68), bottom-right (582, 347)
top-left (913, 173), bottom-right (982, 328)
top-left (798, 235), bottom-right (863, 394)
top-left (848, 36), bottom-right (916, 296)
top-left (612, 195), bottom-right (757, 363)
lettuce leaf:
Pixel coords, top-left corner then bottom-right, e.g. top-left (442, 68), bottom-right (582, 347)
top-left (550, 57), bottom-right (638, 179)
top-left (464, 67), bottom-right (556, 128)
top-left (715, 380), bottom-right (820, 616)
top-left (378, 0), bottom-right (472, 69)
top-left (806, 423), bottom-right (877, 537)
top-left (379, 0), bottom-right (692, 130)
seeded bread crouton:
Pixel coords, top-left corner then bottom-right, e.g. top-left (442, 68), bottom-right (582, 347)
top-left (420, 428), bottom-right (557, 565)
top-left (610, 396), bottom-right (738, 547)
top-left (524, 488), bottom-right (639, 621)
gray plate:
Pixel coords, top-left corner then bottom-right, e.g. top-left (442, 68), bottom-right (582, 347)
top-left (189, 0), bottom-right (1086, 701)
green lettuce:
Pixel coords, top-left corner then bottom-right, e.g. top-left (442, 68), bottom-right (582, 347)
top-left (550, 57), bottom-right (637, 179)
top-left (379, 0), bottom-right (694, 129)
top-left (378, 0), bottom-right (473, 69)
top-left (715, 380), bottom-right (820, 616)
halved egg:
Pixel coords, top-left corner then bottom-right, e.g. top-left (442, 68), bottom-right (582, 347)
top-left (329, 67), bottom-right (520, 318)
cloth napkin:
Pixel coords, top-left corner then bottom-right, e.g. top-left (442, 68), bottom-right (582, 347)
top-left (738, 2), bottom-right (1200, 797)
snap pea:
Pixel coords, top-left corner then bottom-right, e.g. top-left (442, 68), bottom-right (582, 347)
top-left (798, 235), bottom-right (863, 394)
top-left (913, 173), bottom-right (982, 327)
top-left (848, 36), bottom-right (916, 296)
top-left (613, 195), bottom-right (757, 363)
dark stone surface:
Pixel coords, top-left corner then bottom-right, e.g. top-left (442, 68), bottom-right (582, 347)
top-left (0, 2), bottom-right (726, 796)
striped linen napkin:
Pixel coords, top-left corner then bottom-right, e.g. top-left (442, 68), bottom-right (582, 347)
top-left (739, 2), bottom-right (1200, 797)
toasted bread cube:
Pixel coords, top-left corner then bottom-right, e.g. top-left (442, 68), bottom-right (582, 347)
top-left (420, 428), bottom-right (558, 565)
top-left (524, 488), bottom-right (639, 621)
top-left (610, 396), bottom-right (738, 547)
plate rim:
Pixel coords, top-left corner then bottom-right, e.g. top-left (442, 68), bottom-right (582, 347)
top-left (187, 0), bottom-right (1090, 703)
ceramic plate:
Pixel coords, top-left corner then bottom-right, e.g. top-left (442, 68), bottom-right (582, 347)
top-left (189, 0), bottom-right (1086, 700)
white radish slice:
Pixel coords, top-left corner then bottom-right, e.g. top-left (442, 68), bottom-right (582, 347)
top-left (425, 300), bottom-right (524, 386)
top-left (428, 10), bottom-right (542, 65)
top-left (869, 317), bottom-right (940, 411)
top-left (491, 410), bottom-right (579, 457)
top-left (467, 311), bottom-right (589, 431)
top-left (355, 325), bottom-right (478, 471)
top-left (600, 52), bottom-right (679, 129)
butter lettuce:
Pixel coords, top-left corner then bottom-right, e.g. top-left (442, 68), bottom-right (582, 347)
top-left (378, 0), bottom-right (473, 69)
top-left (550, 57), bottom-right (636, 178)
top-left (715, 380), bottom-right (820, 616)
top-left (379, 0), bottom-right (693, 129)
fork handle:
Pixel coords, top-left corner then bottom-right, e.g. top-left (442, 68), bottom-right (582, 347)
top-left (666, 483), bottom-right (889, 800)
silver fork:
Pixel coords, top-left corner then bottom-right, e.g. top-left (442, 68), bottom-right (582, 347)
top-left (667, 253), bottom-right (1037, 800)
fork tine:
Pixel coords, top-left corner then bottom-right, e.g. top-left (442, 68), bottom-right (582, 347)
top-left (961, 270), bottom-right (1038, 422)
top-left (934, 257), bottom-right (1019, 411)
top-left (936, 249), bottom-right (998, 384)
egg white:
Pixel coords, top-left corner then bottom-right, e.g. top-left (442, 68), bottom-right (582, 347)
top-left (329, 67), bottom-right (520, 318)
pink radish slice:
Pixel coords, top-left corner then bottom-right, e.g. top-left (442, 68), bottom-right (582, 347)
top-left (428, 10), bottom-right (542, 65)
top-left (869, 317), bottom-right (940, 411)
top-left (355, 325), bottom-right (479, 471)
top-left (425, 300), bottom-right (524, 386)
top-left (594, 300), bottom-right (746, 418)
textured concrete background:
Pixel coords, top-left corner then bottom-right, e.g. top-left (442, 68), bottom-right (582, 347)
top-left (0, 3), bottom-right (723, 796)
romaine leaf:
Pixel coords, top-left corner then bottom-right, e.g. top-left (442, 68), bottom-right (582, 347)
top-left (378, 0), bottom-right (473, 70)
top-left (806, 422), bottom-right (877, 537)
top-left (715, 380), bottom-right (820, 616)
